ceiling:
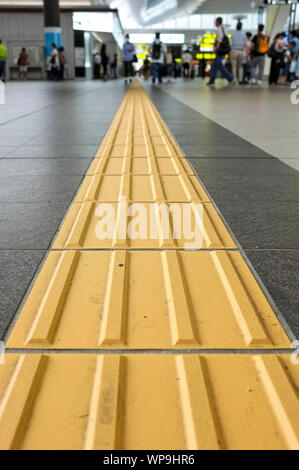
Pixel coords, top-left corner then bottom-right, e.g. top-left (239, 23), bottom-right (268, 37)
top-left (195, 0), bottom-right (261, 14)
top-left (0, 0), bottom-right (272, 28)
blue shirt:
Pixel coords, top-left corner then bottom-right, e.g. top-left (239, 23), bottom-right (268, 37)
top-left (290, 37), bottom-right (298, 54)
top-left (231, 31), bottom-right (247, 50)
top-left (122, 41), bottom-right (134, 62)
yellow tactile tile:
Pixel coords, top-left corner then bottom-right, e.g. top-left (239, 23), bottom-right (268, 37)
top-left (75, 173), bottom-right (210, 203)
top-left (52, 202), bottom-right (236, 249)
top-left (7, 251), bottom-right (290, 349)
top-left (86, 156), bottom-right (194, 176)
top-left (1, 354), bottom-right (299, 450)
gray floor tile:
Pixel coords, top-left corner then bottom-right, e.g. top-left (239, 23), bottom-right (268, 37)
top-left (4, 145), bottom-right (97, 159)
top-left (245, 250), bottom-right (299, 339)
top-left (0, 250), bottom-right (45, 339)
top-left (0, 146), bottom-right (19, 157)
top-left (214, 201), bottom-right (299, 249)
top-left (0, 174), bottom-right (83, 203)
top-left (0, 203), bottom-right (70, 249)
top-left (0, 158), bottom-right (91, 176)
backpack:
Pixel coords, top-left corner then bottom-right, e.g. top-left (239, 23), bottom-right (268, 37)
top-left (152, 42), bottom-right (162, 60)
top-left (257, 35), bottom-right (269, 54)
top-left (218, 28), bottom-right (231, 56)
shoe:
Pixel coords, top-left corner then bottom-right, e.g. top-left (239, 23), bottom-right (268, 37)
top-left (249, 78), bottom-right (256, 84)
top-left (206, 82), bottom-right (215, 86)
top-left (228, 79), bottom-right (236, 87)
top-left (257, 80), bottom-right (262, 86)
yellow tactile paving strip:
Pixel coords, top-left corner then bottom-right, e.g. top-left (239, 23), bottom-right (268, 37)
top-left (1, 354), bottom-right (299, 450)
top-left (52, 202), bottom-right (236, 249)
top-left (7, 251), bottom-right (289, 349)
top-left (1, 80), bottom-right (297, 450)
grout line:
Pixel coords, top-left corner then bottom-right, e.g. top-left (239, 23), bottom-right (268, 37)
top-left (4, 348), bottom-right (296, 355)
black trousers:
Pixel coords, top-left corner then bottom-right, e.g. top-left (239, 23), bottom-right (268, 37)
top-left (124, 61), bottom-right (134, 78)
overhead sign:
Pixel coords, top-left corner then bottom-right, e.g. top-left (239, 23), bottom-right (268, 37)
top-left (129, 33), bottom-right (185, 44)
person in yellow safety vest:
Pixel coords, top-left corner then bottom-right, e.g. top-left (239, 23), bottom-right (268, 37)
top-left (0, 39), bottom-right (7, 82)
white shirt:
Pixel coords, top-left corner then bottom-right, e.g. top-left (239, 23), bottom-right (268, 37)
top-left (166, 52), bottom-right (173, 65)
top-left (50, 48), bottom-right (60, 67)
top-left (182, 52), bottom-right (193, 65)
top-left (216, 26), bottom-right (225, 43)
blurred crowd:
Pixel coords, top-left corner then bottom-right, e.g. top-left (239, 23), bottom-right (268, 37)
top-left (0, 19), bottom-right (298, 86)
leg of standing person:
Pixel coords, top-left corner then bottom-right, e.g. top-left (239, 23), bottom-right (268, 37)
top-left (151, 62), bottom-right (158, 84)
top-left (0, 60), bottom-right (6, 81)
top-left (157, 63), bottom-right (163, 83)
top-left (129, 61), bottom-right (134, 81)
top-left (60, 64), bottom-right (64, 80)
top-left (242, 62), bottom-right (248, 83)
top-left (250, 56), bottom-right (258, 82)
top-left (230, 50), bottom-right (237, 79)
top-left (236, 51), bottom-right (244, 82)
top-left (257, 55), bottom-right (265, 83)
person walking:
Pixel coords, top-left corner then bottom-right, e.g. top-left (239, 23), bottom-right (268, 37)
top-left (250, 24), bottom-right (269, 85)
top-left (17, 48), bottom-right (29, 80)
top-left (93, 52), bottom-right (101, 79)
top-left (101, 44), bottom-right (109, 80)
top-left (230, 22), bottom-right (246, 83)
top-left (110, 53), bottom-right (118, 79)
top-left (122, 34), bottom-right (134, 84)
top-left (165, 47), bottom-right (173, 82)
top-left (268, 32), bottom-right (285, 85)
top-left (0, 39), bottom-right (7, 82)
top-left (58, 46), bottom-right (66, 80)
top-left (50, 43), bottom-right (60, 81)
top-left (150, 32), bottom-right (166, 84)
top-left (207, 17), bottom-right (234, 87)
top-left (182, 48), bottom-right (193, 79)
top-left (241, 32), bottom-right (253, 84)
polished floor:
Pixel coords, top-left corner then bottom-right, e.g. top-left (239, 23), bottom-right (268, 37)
top-left (1, 80), bottom-right (299, 450)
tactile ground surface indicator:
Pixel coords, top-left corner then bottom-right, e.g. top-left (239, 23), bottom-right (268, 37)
top-left (1, 81), bottom-right (298, 450)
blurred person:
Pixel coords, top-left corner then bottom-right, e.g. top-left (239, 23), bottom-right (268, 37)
top-left (295, 42), bottom-right (299, 79)
top-left (250, 24), bottom-right (269, 85)
top-left (207, 17), bottom-right (234, 87)
top-left (111, 53), bottom-right (118, 79)
top-left (241, 32), bottom-right (253, 84)
top-left (50, 43), bottom-right (60, 80)
top-left (150, 32), bottom-right (166, 84)
top-left (122, 34), bottom-right (134, 84)
top-left (289, 30), bottom-right (299, 56)
top-left (268, 32), bottom-right (285, 85)
top-left (277, 41), bottom-right (295, 85)
top-left (58, 46), bottom-right (66, 80)
top-left (198, 58), bottom-right (206, 78)
top-left (17, 48), bottom-right (29, 80)
top-left (0, 39), bottom-right (7, 82)
top-left (93, 52), bottom-right (101, 79)
top-left (101, 44), bottom-right (109, 80)
top-left (182, 48), bottom-right (193, 79)
top-left (165, 47), bottom-right (173, 82)
top-left (143, 55), bottom-right (151, 80)
top-left (230, 22), bottom-right (246, 83)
